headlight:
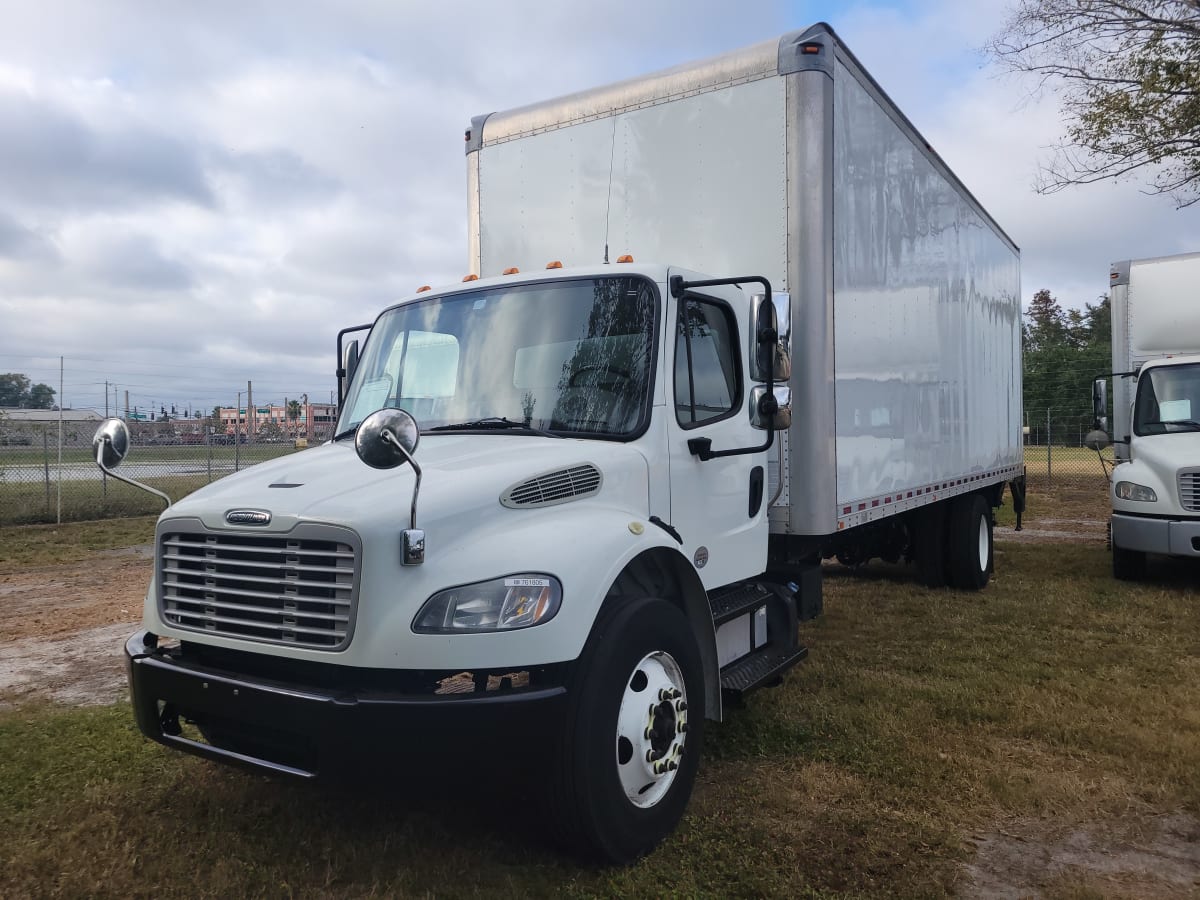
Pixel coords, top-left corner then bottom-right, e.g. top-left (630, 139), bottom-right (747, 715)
top-left (413, 575), bottom-right (562, 634)
top-left (1115, 481), bottom-right (1157, 502)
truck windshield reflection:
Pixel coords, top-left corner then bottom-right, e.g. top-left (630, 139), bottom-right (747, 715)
top-left (337, 276), bottom-right (656, 438)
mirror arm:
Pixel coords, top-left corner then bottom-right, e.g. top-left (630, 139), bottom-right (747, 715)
top-left (382, 429), bottom-right (422, 530)
top-left (672, 274), bottom-right (782, 462)
top-left (95, 439), bottom-right (171, 509)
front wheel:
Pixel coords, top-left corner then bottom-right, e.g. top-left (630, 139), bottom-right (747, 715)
top-left (548, 596), bottom-right (705, 863)
top-left (1112, 543), bottom-right (1146, 580)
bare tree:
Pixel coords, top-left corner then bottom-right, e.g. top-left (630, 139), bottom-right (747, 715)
top-left (990, 0), bottom-right (1200, 206)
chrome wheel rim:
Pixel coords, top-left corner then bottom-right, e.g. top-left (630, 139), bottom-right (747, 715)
top-left (615, 650), bottom-right (688, 809)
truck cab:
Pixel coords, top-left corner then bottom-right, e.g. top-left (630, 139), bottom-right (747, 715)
top-left (1107, 354), bottom-right (1200, 578)
top-left (97, 263), bottom-right (803, 863)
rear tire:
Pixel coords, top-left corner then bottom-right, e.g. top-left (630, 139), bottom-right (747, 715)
top-left (548, 596), bottom-right (705, 864)
top-left (1112, 543), bottom-right (1146, 580)
top-left (946, 493), bottom-right (993, 590)
top-left (911, 503), bottom-right (948, 588)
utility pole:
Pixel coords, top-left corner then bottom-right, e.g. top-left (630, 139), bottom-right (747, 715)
top-left (105, 380), bottom-right (109, 417)
top-left (247, 380), bottom-right (254, 445)
top-left (302, 392), bottom-right (309, 440)
top-left (124, 390), bottom-right (130, 420)
top-left (235, 390), bottom-right (242, 471)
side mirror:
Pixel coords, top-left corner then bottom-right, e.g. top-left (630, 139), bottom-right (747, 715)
top-left (1092, 377), bottom-right (1108, 432)
top-left (354, 408), bottom-right (424, 565)
top-left (749, 292), bottom-right (791, 382)
top-left (338, 339), bottom-right (360, 407)
top-left (1084, 429), bottom-right (1111, 451)
top-left (93, 417), bottom-right (130, 469)
top-left (750, 385), bottom-right (792, 431)
top-left (91, 417), bottom-right (171, 509)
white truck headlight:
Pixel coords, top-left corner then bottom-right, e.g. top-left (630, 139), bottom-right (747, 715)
top-left (1115, 481), bottom-right (1157, 502)
top-left (413, 575), bottom-right (562, 634)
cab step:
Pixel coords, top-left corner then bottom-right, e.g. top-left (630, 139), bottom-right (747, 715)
top-left (709, 581), bottom-right (775, 626)
top-left (720, 644), bottom-right (809, 701)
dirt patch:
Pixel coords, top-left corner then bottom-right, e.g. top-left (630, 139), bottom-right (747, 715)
top-left (0, 546), bottom-right (150, 707)
top-left (961, 815), bottom-right (1200, 898)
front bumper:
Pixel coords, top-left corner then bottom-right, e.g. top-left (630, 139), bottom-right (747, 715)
top-left (125, 631), bottom-right (568, 779)
top-left (1111, 513), bottom-right (1200, 557)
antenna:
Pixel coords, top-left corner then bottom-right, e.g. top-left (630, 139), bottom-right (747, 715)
top-left (603, 118), bottom-right (617, 264)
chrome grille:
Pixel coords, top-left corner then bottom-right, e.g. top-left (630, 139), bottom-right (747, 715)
top-left (501, 464), bottom-right (603, 508)
top-left (159, 525), bottom-right (359, 650)
top-left (1181, 471), bottom-right (1200, 512)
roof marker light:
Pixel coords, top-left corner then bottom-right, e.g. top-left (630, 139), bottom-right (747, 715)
top-left (801, 42), bottom-right (822, 55)
top-left (616, 254), bottom-right (634, 264)
top-left (503, 267), bottom-right (520, 275)
top-left (416, 285), bottom-right (432, 293)
top-left (462, 274), bottom-right (479, 282)
top-left (546, 260), bottom-right (563, 269)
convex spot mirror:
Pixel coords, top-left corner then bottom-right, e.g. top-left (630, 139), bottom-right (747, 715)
top-left (93, 418), bottom-right (130, 469)
top-left (355, 408), bottom-right (420, 469)
top-left (750, 385), bottom-right (792, 431)
top-left (1084, 429), bottom-right (1111, 451)
top-left (749, 292), bottom-right (791, 383)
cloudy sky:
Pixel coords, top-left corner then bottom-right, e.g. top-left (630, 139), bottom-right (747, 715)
top-left (2, 0), bottom-right (1198, 417)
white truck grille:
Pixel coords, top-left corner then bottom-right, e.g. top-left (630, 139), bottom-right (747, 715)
top-left (1181, 471), bottom-right (1200, 512)
top-left (159, 525), bottom-right (359, 650)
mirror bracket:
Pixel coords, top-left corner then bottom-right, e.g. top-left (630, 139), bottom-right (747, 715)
top-left (91, 418), bottom-right (172, 510)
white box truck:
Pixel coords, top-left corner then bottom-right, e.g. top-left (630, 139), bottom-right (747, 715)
top-left (1089, 252), bottom-right (1200, 579)
top-left (91, 24), bottom-right (1023, 862)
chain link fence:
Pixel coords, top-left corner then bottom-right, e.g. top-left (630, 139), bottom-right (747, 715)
top-left (0, 420), bottom-right (305, 527)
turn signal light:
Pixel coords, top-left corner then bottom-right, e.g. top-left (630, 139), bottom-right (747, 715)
top-left (503, 267), bottom-right (520, 275)
top-left (546, 260), bottom-right (563, 269)
top-left (616, 254), bottom-right (634, 263)
top-left (462, 274), bottom-right (479, 282)
top-left (416, 285), bottom-right (432, 292)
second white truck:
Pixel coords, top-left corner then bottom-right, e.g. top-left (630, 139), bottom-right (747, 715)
top-left (1089, 252), bottom-right (1200, 579)
top-left (92, 23), bottom-right (1023, 862)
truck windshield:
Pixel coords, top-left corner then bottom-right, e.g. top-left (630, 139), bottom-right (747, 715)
top-left (1134, 363), bottom-right (1200, 435)
top-left (336, 276), bottom-right (657, 438)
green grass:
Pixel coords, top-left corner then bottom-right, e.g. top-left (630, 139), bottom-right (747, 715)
top-left (0, 445), bottom-right (299, 526)
top-left (0, 516), bottom-right (157, 569)
top-left (1, 538), bottom-right (1197, 897)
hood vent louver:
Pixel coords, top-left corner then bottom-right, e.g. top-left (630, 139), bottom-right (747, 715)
top-left (501, 464), bottom-right (603, 509)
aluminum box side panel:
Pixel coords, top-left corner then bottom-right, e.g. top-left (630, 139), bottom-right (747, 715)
top-left (1127, 254), bottom-right (1200, 362)
top-left (475, 76), bottom-right (789, 289)
top-left (830, 58), bottom-right (1022, 525)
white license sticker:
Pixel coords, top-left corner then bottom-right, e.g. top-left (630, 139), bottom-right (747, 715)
top-left (505, 577), bottom-right (550, 588)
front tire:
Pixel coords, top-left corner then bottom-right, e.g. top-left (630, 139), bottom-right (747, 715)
top-left (549, 596), bottom-right (705, 863)
top-left (1112, 543), bottom-right (1146, 580)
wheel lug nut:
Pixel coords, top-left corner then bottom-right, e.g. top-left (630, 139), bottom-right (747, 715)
top-left (675, 700), bottom-right (687, 712)
top-left (678, 722), bottom-right (688, 733)
top-left (645, 749), bottom-right (655, 763)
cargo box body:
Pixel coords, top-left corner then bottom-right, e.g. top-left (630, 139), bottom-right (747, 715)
top-left (466, 23), bottom-right (1022, 539)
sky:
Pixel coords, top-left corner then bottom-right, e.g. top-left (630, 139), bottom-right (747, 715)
top-left (1, 0), bottom-right (1198, 417)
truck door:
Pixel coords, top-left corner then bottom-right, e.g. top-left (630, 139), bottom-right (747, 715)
top-left (666, 283), bottom-right (770, 589)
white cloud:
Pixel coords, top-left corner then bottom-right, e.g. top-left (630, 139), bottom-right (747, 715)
top-left (1, 0), bottom-right (1197, 413)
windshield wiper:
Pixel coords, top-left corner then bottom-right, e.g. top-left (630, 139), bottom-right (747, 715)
top-left (1143, 419), bottom-right (1200, 431)
top-left (332, 426), bottom-right (359, 442)
top-left (426, 417), bottom-right (563, 438)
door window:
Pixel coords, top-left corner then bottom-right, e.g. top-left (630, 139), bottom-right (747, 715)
top-left (674, 298), bottom-right (740, 427)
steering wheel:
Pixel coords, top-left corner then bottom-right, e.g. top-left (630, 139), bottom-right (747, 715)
top-left (568, 364), bottom-right (633, 392)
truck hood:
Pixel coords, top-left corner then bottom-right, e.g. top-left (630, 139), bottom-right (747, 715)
top-left (1131, 430), bottom-right (1200, 472)
top-left (161, 434), bottom-right (652, 536)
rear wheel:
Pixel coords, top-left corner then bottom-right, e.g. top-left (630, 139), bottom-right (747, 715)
top-left (548, 596), bottom-right (705, 863)
top-left (946, 493), bottom-right (993, 590)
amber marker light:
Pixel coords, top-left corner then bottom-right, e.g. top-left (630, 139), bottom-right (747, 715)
top-left (502, 267), bottom-right (520, 275)
top-left (616, 255), bottom-right (634, 263)
top-left (546, 260), bottom-right (563, 269)
top-left (462, 274), bottom-right (479, 282)
top-left (416, 285), bottom-right (432, 292)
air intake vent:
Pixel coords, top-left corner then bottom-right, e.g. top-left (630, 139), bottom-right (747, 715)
top-left (1180, 470), bottom-right (1200, 512)
top-left (501, 464), bottom-right (603, 508)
